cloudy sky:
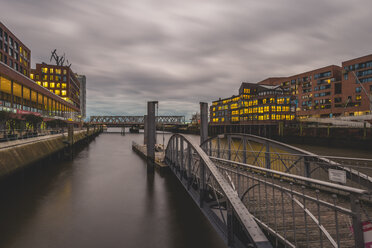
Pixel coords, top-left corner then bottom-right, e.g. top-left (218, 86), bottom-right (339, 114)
top-left (1, 0), bottom-right (371, 119)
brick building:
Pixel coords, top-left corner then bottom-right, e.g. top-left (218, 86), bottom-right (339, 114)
top-left (31, 64), bottom-right (81, 110)
top-left (0, 22), bottom-right (31, 77)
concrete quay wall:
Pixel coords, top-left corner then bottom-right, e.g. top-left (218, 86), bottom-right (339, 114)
top-left (0, 130), bottom-right (100, 179)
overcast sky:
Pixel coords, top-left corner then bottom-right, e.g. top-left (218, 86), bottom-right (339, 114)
top-left (1, 0), bottom-right (371, 119)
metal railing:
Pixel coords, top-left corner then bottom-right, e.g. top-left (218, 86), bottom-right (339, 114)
top-left (164, 134), bottom-right (272, 248)
top-left (0, 128), bottom-right (67, 142)
top-left (202, 134), bottom-right (372, 192)
top-left (200, 133), bottom-right (372, 247)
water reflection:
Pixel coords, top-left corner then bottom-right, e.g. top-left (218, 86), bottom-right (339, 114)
top-left (0, 132), bottom-right (226, 248)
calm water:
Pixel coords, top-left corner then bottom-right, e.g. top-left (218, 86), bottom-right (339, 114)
top-left (0, 131), bottom-right (226, 248)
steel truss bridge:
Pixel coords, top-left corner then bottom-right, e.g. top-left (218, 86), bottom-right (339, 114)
top-left (164, 133), bottom-right (372, 248)
top-left (89, 116), bottom-right (185, 127)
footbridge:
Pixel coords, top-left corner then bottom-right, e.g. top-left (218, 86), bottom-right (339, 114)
top-left (163, 133), bottom-right (372, 248)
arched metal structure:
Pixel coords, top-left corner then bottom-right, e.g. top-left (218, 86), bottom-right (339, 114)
top-left (90, 116), bottom-right (185, 127)
top-left (199, 133), bottom-right (372, 247)
top-left (164, 134), bottom-right (273, 248)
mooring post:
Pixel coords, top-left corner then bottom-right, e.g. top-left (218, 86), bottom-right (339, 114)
top-left (147, 101), bottom-right (158, 169)
top-left (67, 123), bottom-right (74, 159)
top-left (144, 115), bottom-right (148, 145)
top-left (200, 102), bottom-right (208, 149)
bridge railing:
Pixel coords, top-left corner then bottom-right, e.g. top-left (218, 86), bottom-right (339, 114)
top-left (164, 134), bottom-right (272, 248)
top-left (201, 133), bottom-right (372, 193)
top-left (89, 115), bottom-right (185, 125)
top-left (201, 133), bottom-right (372, 247)
top-left (211, 157), bottom-right (369, 248)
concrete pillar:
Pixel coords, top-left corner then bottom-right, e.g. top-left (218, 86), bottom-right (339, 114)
top-left (147, 101), bottom-right (158, 164)
top-left (200, 102), bottom-right (208, 146)
top-left (144, 115), bottom-right (148, 145)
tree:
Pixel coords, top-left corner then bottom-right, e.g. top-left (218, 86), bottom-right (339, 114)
top-left (0, 111), bottom-right (11, 136)
top-left (24, 114), bottom-right (43, 132)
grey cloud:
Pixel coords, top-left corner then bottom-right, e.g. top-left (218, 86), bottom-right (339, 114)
top-left (1, 0), bottom-right (372, 120)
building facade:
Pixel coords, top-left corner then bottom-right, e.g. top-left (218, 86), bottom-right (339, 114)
top-left (257, 54), bottom-right (372, 118)
top-left (0, 22), bottom-right (31, 77)
top-left (210, 82), bottom-right (296, 125)
top-left (31, 64), bottom-right (81, 110)
top-left (76, 74), bottom-right (86, 120)
top-left (0, 21), bottom-right (79, 120)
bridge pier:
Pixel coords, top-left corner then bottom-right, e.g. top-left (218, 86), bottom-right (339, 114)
top-left (146, 101), bottom-right (158, 171)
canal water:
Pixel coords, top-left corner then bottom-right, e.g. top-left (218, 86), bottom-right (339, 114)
top-left (0, 131), bottom-right (226, 248)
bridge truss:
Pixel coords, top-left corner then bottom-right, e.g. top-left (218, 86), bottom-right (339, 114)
top-left (89, 116), bottom-right (185, 126)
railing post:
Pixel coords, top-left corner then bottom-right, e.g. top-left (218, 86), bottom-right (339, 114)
top-left (350, 194), bottom-right (365, 247)
top-left (304, 156), bottom-right (310, 178)
top-left (265, 141), bottom-right (271, 169)
top-left (176, 136), bottom-right (179, 172)
top-left (187, 144), bottom-right (192, 189)
top-left (200, 102), bottom-right (208, 149)
top-left (180, 139), bottom-right (184, 179)
top-left (243, 137), bottom-right (247, 164)
top-left (199, 159), bottom-right (205, 208)
top-left (227, 202), bottom-right (234, 246)
top-left (228, 135), bottom-right (231, 161)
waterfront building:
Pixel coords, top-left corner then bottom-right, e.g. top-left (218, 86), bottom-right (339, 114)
top-left (263, 54), bottom-right (372, 118)
top-left (0, 21), bottom-right (79, 119)
top-left (210, 82), bottom-right (296, 125)
top-left (76, 74), bottom-right (86, 120)
top-left (31, 64), bottom-right (81, 110)
top-left (0, 22), bottom-right (31, 77)
top-left (213, 53), bottom-right (372, 123)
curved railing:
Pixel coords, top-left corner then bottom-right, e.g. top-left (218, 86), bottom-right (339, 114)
top-left (200, 133), bottom-right (372, 247)
top-left (201, 133), bottom-right (372, 191)
top-left (164, 134), bottom-right (273, 248)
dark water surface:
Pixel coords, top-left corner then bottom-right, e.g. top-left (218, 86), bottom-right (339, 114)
top-left (0, 132), bottom-right (226, 248)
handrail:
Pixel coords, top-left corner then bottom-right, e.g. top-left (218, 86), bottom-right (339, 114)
top-left (211, 157), bottom-right (367, 195)
top-left (165, 133), bottom-right (272, 248)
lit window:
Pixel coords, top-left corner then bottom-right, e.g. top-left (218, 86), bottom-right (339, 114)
top-left (50, 82), bottom-right (55, 88)
top-left (62, 83), bottom-right (67, 88)
top-left (30, 73), bottom-right (34, 79)
top-left (356, 95), bottom-right (362, 101)
top-left (50, 68), bottom-right (54, 74)
top-left (43, 82), bottom-right (48, 87)
top-left (57, 83), bottom-right (60, 88)
top-left (42, 67), bottom-right (48, 73)
top-left (63, 69), bottom-right (67, 75)
top-left (56, 69), bottom-right (61, 74)
top-left (62, 90), bottom-right (67, 96)
top-left (55, 90), bottom-right (60, 95)
top-left (36, 81), bottom-right (41, 85)
top-left (43, 75), bottom-right (47, 80)
top-left (50, 75), bottom-right (54, 80)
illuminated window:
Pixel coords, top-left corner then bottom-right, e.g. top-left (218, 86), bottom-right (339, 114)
top-left (42, 67), bottom-right (48, 73)
top-left (63, 69), bottom-right (67, 75)
top-left (221, 117), bottom-right (224, 122)
top-left (43, 75), bottom-right (47, 80)
top-left (271, 114), bottom-right (276, 120)
top-left (30, 73), bottom-right (34, 79)
top-left (61, 90), bottom-right (67, 96)
top-left (271, 106), bottom-right (276, 112)
top-left (356, 95), bottom-right (362, 101)
top-left (258, 107), bottom-right (263, 113)
top-left (62, 83), bottom-right (67, 88)
top-left (277, 106), bottom-right (282, 112)
top-left (42, 82), bottom-right (48, 87)
top-left (50, 89), bottom-right (54, 93)
top-left (56, 83), bottom-right (61, 88)
top-left (56, 69), bottom-right (61, 74)
top-left (50, 68), bottom-right (54, 74)
top-left (213, 113), bottom-right (216, 116)
top-left (20, 46), bottom-right (23, 53)
top-left (264, 106), bottom-right (269, 112)
top-left (50, 82), bottom-right (55, 88)
top-left (36, 81), bottom-right (41, 85)
top-left (50, 75), bottom-right (54, 80)
top-left (263, 99), bottom-right (266, 104)
top-left (55, 90), bottom-right (60, 95)
top-left (213, 107), bottom-right (216, 111)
